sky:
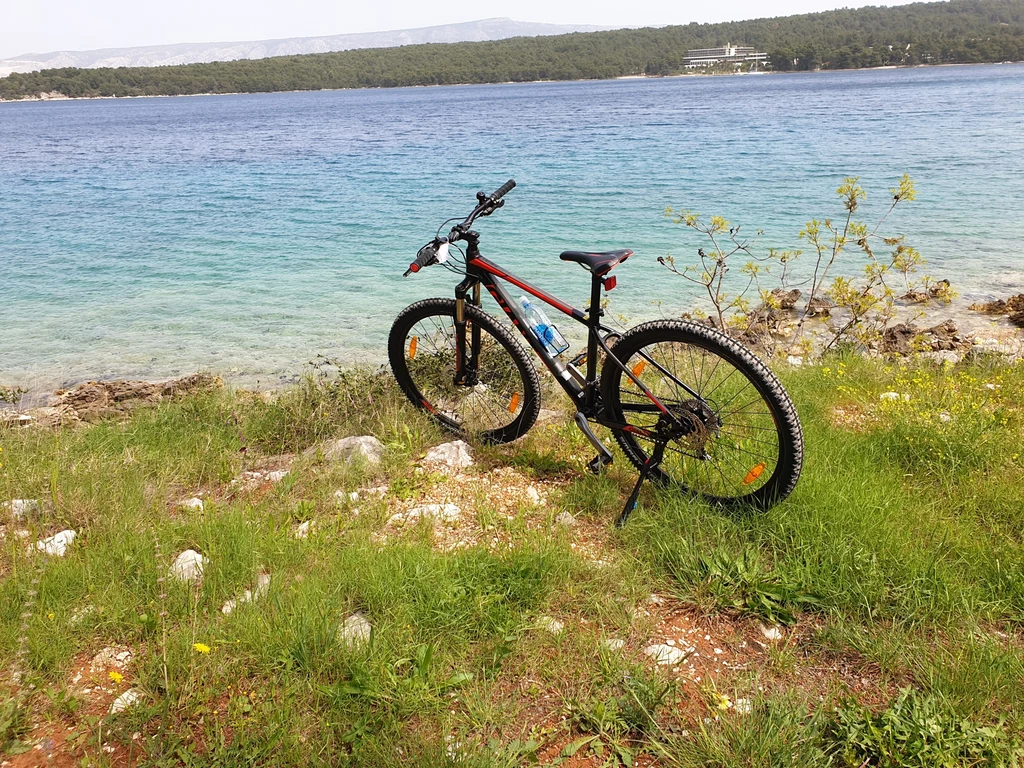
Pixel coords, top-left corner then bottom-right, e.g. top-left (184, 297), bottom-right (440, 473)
top-left (1, 0), bottom-right (915, 59)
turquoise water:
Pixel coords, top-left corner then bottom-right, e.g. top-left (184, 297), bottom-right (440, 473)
top-left (2, 64), bottom-right (1023, 391)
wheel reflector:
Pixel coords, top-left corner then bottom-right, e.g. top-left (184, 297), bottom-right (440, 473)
top-left (743, 462), bottom-right (767, 485)
top-left (632, 360), bottom-right (647, 377)
top-left (509, 392), bottom-right (520, 413)
top-left (409, 336), bottom-right (418, 359)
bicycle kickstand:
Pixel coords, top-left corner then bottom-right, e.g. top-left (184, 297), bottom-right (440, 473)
top-left (615, 441), bottom-right (666, 528)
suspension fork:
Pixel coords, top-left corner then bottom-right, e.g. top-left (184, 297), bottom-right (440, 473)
top-left (454, 277), bottom-right (481, 385)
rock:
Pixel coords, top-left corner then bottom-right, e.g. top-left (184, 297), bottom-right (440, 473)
top-left (554, 511), bottom-right (576, 528)
top-left (334, 490), bottom-right (360, 503)
top-left (770, 288), bottom-right (801, 310)
top-left (537, 615), bottom-right (565, 635)
top-left (265, 470), bottom-right (289, 483)
top-left (879, 320), bottom-right (971, 356)
top-left (786, 355), bottom-right (803, 367)
top-left (644, 643), bottom-right (689, 665)
top-left (939, 412), bottom-right (952, 423)
top-left (388, 503), bottom-right (461, 526)
top-left (526, 486), bottom-right (542, 505)
top-left (109, 689), bottom-right (143, 714)
top-left (602, 637), bottom-right (626, 652)
top-left (734, 698), bottom-right (753, 715)
top-left (928, 279), bottom-right (952, 299)
top-left (423, 440), bottom-right (474, 470)
top-left (52, 374), bottom-right (222, 424)
top-left (1010, 310), bottom-right (1024, 329)
top-left (760, 624), bottom-right (784, 641)
top-left (338, 612), bottom-right (372, 647)
top-left (90, 646), bottom-right (132, 672)
top-left (293, 520), bottom-right (314, 539)
top-left (36, 529), bottom-right (76, 557)
top-left (879, 392), bottom-right (910, 402)
top-left (806, 295), bottom-right (833, 318)
top-left (170, 549), bottom-right (208, 583)
top-left (319, 435), bottom-right (384, 466)
top-left (221, 573), bottom-right (271, 615)
top-left (970, 294), bottom-right (1024, 315)
top-left (901, 289), bottom-right (930, 303)
top-left (179, 497), bottom-right (204, 511)
top-left (3, 499), bottom-right (40, 520)
top-left (647, 594), bottom-right (666, 606)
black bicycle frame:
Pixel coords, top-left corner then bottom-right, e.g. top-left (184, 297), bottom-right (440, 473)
top-left (450, 238), bottom-right (702, 436)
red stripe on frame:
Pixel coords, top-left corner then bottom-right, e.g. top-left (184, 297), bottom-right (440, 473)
top-left (474, 257), bottom-right (576, 317)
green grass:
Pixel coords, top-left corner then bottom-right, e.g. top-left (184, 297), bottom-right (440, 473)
top-left (2, 352), bottom-right (1023, 766)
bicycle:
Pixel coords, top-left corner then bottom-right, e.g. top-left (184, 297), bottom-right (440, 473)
top-left (389, 180), bottom-right (803, 525)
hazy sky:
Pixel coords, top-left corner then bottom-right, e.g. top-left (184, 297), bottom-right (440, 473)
top-left (2, 0), bottom-right (915, 59)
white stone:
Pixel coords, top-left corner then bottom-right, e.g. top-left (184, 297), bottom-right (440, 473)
top-left (338, 612), bottom-right (372, 647)
top-left (3, 499), bottom-right (40, 520)
top-left (322, 435), bottom-right (384, 465)
top-left (644, 643), bottom-right (689, 665)
top-left (109, 689), bottom-right (143, 714)
top-left (760, 624), bottom-right (784, 641)
top-left (334, 490), bottom-right (361, 504)
top-left (179, 497), bottom-right (204, 511)
top-left (36, 529), bottom-right (76, 557)
top-left (602, 638), bottom-right (626, 652)
top-left (939, 412), bottom-right (952, 423)
top-left (554, 510), bottom-right (575, 528)
top-left (222, 573), bottom-right (271, 614)
top-left (170, 549), bottom-right (208, 583)
top-left (265, 470), bottom-right (289, 483)
top-left (389, 503), bottom-right (461, 526)
top-left (537, 615), bottom-right (565, 635)
top-left (647, 594), bottom-right (666, 606)
top-left (786, 355), bottom-right (804, 367)
top-left (526, 486), bottom-right (542, 505)
top-left (879, 392), bottom-right (910, 401)
top-left (423, 440), bottom-right (474, 470)
top-left (734, 698), bottom-right (753, 715)
top-left (293, 520), bottom-right (314, 539)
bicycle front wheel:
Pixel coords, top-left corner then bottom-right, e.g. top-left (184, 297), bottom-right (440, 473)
top-left (601, 320), bottom-right (803, 508)
top-left (388, 298), bottom-right (541, 444)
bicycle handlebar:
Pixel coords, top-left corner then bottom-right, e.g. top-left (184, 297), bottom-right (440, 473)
top-left (403, 179), bottom-right (516, 277)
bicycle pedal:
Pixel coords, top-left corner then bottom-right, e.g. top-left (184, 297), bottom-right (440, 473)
top-left (588, 453), bottom-right (613, 475)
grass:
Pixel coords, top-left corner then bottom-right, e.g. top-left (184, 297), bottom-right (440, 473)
top-left (1, 352), bottom-right (1023, 766)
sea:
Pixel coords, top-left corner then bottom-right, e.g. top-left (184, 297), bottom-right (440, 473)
top-left (2, 63), bottom-right (1023, 391)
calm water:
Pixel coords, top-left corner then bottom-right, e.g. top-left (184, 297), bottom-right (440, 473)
top-left (2, 64), bottom-right (1023, 391)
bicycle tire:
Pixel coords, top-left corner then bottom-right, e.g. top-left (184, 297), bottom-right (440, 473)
top-left (601, 319), bottom-right (803, 508)
top-left (389, 298), bottom-right (541, 444)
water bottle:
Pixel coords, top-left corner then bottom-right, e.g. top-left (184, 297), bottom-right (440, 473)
top-left (519, 296), bottom-right (569, 356)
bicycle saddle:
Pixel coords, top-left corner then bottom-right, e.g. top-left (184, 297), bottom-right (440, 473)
top-left (559, 249), bottom-right (633, 276)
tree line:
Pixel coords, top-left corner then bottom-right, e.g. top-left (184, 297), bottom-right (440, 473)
top-left (1, 0), bottom-right (1022, 100)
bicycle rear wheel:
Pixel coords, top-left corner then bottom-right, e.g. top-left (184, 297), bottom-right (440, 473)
top-left (601, 320), bottom-right (803, 508)
top-left (389, 298), bottom-right (541, 444)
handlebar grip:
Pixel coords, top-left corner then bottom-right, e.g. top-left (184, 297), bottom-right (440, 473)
top-left (491, 179), bottom-right (516, 201)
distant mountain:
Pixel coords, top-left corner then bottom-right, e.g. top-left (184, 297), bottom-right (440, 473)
top-left (0, 18), bottom-right (610, 76)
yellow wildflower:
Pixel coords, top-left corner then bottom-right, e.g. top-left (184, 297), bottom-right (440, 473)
top-left (714, 693), bottom-right (732, 711)
top-left (47, 612), bottom-right (55, 621)
top-left (193, 642), bottom-right (212, 654)
top-left (109, 670), bottom-right (124, 684)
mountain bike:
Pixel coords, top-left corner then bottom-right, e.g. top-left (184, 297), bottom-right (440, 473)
top-left (389, 180), bottom-right (803, 524)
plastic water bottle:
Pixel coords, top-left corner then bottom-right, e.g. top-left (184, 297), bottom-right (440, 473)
top-left (519, 296), bottom-right (569, 356)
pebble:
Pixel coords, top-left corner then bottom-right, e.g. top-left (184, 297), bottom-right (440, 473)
top-left (109, 689), bottom-right (143, 714)
top-left (179, 497), bottom-right (204, 511)
top-left (35, 529), bottom-right (76, 557)
top-left (879, 392), bottom-right (911, 401)
top-left (554, 510), bottom-right (575, 528)
top-left (3, 499), bottom-right (40, 520)
top-left (644, 643), bottom-right (689, 665)
top-left (526, 486), bottom-right (542, 505)
top-left (170, 549), bottom-right (208, 583)
top-left (321, 435), bottom-right (384, 465)
top-left (221, 573), bottom-right (271, 614)
top-left (786, 355), bottom-right (804, 366)
top-left (423, 440), bottom-right (474, 470)
top-left (760, 624), bottom-right (784, 641)
top-left (602, 637), bottom-right (626, 652)
top-left (265, 470), bottom-right (289, 483)
top-left (537, 615), bottom-right (565, 635)
top-left (293, 520), bottom-right (314, 539)
top-left (388, 503), bottom-right (461, 525)
top-left (338, 612), bottom-right (372, 647)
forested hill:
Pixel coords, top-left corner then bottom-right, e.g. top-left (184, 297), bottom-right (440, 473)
top-left (2, 0), bottom-right (1022, 100)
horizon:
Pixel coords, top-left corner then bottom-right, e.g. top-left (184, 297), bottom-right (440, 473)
top-left (2, 0), bottom-right (919, 61)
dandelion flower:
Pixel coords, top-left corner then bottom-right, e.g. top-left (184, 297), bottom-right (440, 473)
top-left (714, 693), bottom-right (732, 711)
top-left (193, 642), bottom-right (211, 654)
top-left (109, 670), bottom-right (124, 684)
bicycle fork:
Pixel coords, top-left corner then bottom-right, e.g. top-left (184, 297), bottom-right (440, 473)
top-left (453, 279), bottom-right (481, 385)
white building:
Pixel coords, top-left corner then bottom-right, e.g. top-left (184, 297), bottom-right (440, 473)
top-left (684, 43), bottom-right (768, 68)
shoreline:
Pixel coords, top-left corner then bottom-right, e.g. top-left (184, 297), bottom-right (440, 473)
top-left (2, 59), bottom-right (1022, 104)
